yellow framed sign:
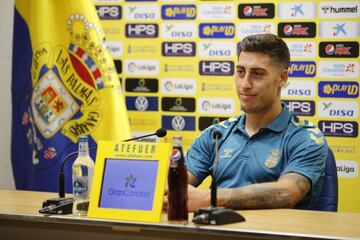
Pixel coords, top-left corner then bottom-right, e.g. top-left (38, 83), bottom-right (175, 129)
top-left (88, 140), bottom-right (171, 223)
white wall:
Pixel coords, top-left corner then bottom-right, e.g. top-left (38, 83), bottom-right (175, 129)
top-left (0, 0), bottom-right (15, 189)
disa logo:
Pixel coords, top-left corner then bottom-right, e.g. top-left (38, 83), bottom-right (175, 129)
top-left (199, 23), bottom-right (235, 38)
top-left (318, 101), bottom-right (359, 118)
top-left (161, 5), bottom-right (196, 20)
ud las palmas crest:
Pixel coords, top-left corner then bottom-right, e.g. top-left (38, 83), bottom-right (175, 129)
top-left (30, 13), bottom-right (116, 165)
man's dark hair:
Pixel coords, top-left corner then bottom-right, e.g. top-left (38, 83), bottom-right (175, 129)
top-left (239, 34), bottom-right (290, 70)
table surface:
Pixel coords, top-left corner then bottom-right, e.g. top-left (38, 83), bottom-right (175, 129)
top-left (0, 189), bottom-right (359, 240)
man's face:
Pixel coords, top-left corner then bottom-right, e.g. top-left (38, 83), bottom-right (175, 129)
top-left (235, 51), bottom-right (287, 114)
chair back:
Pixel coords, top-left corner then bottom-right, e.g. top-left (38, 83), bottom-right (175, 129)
top-left (314, 147), bottom-right (338, 211)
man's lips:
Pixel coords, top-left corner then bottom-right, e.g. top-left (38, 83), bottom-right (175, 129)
top-left (240, 93), bottom-right (257, 101)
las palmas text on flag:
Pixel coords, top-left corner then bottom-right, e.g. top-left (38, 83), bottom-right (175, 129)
top-left (12, 0), bottom-right (131, 191)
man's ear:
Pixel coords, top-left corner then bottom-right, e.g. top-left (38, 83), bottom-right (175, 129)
top-left (279, 69), bottom-right (288, 88)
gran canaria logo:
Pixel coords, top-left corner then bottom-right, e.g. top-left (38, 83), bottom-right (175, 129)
top-left (31, 13), bottom-right (118, 143)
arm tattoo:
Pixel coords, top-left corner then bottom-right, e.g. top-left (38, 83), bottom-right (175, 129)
top-left (218, 173), bottom-right (311, 210)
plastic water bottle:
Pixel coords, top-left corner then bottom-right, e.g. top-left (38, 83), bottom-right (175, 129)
top-left (72, 136), bottom-right (94, 216)
top-left (167, 135), bottom-right (188, 222)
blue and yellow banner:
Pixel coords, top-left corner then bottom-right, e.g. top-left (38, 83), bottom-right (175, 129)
top-left (11, 0), bottom-right (131, 192)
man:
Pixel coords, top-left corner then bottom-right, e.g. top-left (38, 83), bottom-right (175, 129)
top-left (184, 33), bottom-right (327, 211)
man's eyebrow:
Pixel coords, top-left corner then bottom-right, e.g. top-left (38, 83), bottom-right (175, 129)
top-left (236, 65), bottom-right (267, 71)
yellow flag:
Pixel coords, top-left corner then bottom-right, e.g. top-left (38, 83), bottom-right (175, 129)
top-left (15, 0), bottom-right (131, 143)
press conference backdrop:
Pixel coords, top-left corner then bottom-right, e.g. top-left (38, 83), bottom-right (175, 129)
top-left (94, 0), bottom-right (359, 212)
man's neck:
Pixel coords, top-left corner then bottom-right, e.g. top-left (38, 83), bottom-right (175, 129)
top-left (245, 103), bottom-right (283, 137)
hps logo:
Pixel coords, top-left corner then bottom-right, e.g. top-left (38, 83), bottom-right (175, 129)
top-left (318, 101), bottom-right (359, 118)
top-left (319, 120), bottom-right (358, 138)
top-left (162, 42), bottom-right (196, 56)
top-left (199, 61), bottom-right (234, 76)
top-left (125, 174), bottom-right (137, 188)
top-left (199, 23), bottom-right (235, 38)
top-left (125, 24), bottom-right (158, 38)
top-left (161, 5), bottom-right (196, 20)
top-left (318, 81), bottom-right (359, 98)
top-left (288, 61), bottom-right (316, 77)
top-left (96, 5), bottom-right (122, 20)
top-left (282, 100), bottom-right (315, 116)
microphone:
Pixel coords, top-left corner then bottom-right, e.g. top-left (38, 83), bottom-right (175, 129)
top-left (39, 128), bottom-right (167, 214)
top-left (192, 129), bottom-right (245, 225)
top-left (123, 128), bottom-right (167, 142)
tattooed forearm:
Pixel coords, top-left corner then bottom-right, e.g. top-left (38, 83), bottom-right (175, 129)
top-left (217, 173), bottom-right (311, 210)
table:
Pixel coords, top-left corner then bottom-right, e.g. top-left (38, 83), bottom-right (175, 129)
top-left (0, 190), bottom-right (359, 239)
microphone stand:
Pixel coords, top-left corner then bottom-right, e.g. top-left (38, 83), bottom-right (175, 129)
top-left (192, 131), bottom-right (245, 225)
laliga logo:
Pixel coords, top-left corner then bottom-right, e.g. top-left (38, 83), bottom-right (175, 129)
top-left (202, 100), bottom-right (211, 111)
top-left (128, 62), bottom-right (136, 73)
top-left (164, 81), bottom-right (173, 92)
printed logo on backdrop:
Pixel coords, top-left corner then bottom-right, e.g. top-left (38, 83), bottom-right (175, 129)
top-left (198, 98), bottom-right (234, 114)
top-left (278, 22), bottom-right (316, 38)
top-left (162, 42), bottom-right (196, 57)
top-left (161, 116), bottom-right (196, 131)
top-left (127, 44), bottom-right (157, 55)
top-left (199, 117), bottom-right (228, 131)
top-left (286, 41), bottom-right (316, 59)
top-left (105, 41), bottom-right (123, 58)
top-left (161, 5), bottom-right (196, 20)
top-left (238, 3), bottom-right (275, 19)
top-left (164, 63), bottom-right (194, 73)
top-left (318, 101), bottom-right (359, 119)
top-left (201, 82), bottom-right (233, 92)
top-left (125, 23), bottom-right (159, 38)
top-left (319, 120), bottom-right (358, 138)
top-left (160, 78), bottom-right (196, 95)
top-left (319, 1), bottom-right (360, 19)
top-left (336, 160), bottom-right (358, 178)
top-left (198, 3), bottom-right (235, 20)
top-left (126, 96), bottom-right (158, 111)
top-left (278, 2), bottom-right (316, 19)
top-left (125, 78), bottom-right (158, 93)
top-left (237, 22), bottom-right (275, 38)
top-left (199, 61), bottom-right (234, 76)
top-left (319, 21), bottom-right (360, 38)
top-left (318, 81), bottom-right (359, 98)
top-left (282, 100), bottom-right (315, 116)
top-left (288, 61), bottom-right (316, 77)
top-left (162, 23), bottom-right (197, 39)
top-left (199, 41), bottom-right (235, 58)
top-left (161, 97), bottom-right (196, 112)
top-left (96, 5), bottom-right (122, 20)
top-left (318, 61), bottom-right (359, 79)
top-left (125, 59), bottom-right (159, 75)
top-left (281, 80), bottom-right (316, 98)
top-left (124, 4), bottom-right (160, 20)
top-left (199, 23), bottom-right (235, 38)
top-left (319, 42), bottom-right (359, 58)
